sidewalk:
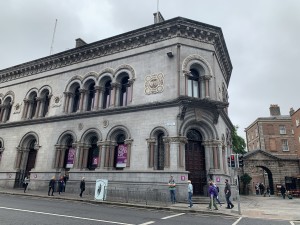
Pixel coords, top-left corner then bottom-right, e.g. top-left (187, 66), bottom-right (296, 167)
top-left (0, 187), bottom-right (299, 221)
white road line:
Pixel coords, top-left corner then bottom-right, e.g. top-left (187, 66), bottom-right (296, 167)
top-left (161, 213), bottom-right (185, 220)
top-left (139, 221), bottom-right (155, 225)
top-left (290, 222), bottom-right (295, 225)
top-left (232, 216), bottom-right (243, 225)
top-left (0, 206), bottom-right (134, 225)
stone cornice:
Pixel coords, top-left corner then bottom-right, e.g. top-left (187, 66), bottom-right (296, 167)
top-left (0, 96), bottom-right (231, 129)
top-left (0, 17), bottom-right (232, 85)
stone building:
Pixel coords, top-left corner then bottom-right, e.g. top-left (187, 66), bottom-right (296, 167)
top-left (244, 105), bottom-right (300, 194)
top-left (0, 13), bottom-right (234, 199)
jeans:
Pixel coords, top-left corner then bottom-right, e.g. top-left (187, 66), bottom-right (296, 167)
top-left (170, 189), bottom-right (176, 204)
top-left (225, 194), bottom-right (234, 208)
top-left (188, 192), bottom-right (193, 207)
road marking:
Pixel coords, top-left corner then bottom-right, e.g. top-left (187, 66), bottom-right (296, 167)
top-left (232, 216), bottom-right (243, 225)
top-left (139, 221), bottom-right (155, 225)
top-left (0, 206), bottom-right (134, 225)
top-left (290, 222), bottom-right (295, 225)
top-left (161, 213), bottom-right (185, 220)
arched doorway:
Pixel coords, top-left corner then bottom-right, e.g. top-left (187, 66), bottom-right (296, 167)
top-left (256, 166), bottom-right (275, 195)
top-left (185, 129), bottom-right (206, 195)
top-left (14, 134), bottom-right (39, 188)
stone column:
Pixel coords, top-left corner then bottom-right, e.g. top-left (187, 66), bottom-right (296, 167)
top-left (204, 75), bottom-right (211, 98)
top-left (128, 79), bottom-right (134, 103)
top-left (203, 141), bottom-right (212, 173)
top-left (75, 143), bottom-right (84, 169)
top-left (54, 145), bottom-right (62, 168)
top-left (108, 143), bottom-right (116, 168)
top-left (79, 89), bottom-right (86, 112)
top-left (63, 92), bottom-right (69, 113)
top-left (124, 139), bottom-right (133, 167)
top-left (96, 141), bottom-right (103, 169)
top-left (82, 145), bottom-right (90, 169)
top-left (15, 147), bottom-right (23, 169)
top-left (168, 137), bottom-right (187, 170)
top-left (0, 106), bottom-right (3, 122)
top-left (98, 87), bottom-right (104, 109)
top-left (21, 99), bottom-right (29, 119)
top-left (114, 83), bottom-right (121, 106)
top-left (109, 83), bottom-right (117, 107)
top-left (34, 97), bottom-right (41, 118)
top-left (93, 86), bottom-right (100, 110)
top-left (147, 139), bottom-right (155, 168)
top-left (163, 138), bottom-right (170, 168)
top-left (59, 147), bottom-right (66, 168)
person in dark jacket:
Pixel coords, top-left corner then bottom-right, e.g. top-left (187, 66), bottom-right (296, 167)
top-left (224, 179), bottom-right (234, 209)
top-left (58, 176), bottom-right (65, 195)
top-left (23, 176), bottom-right (30, 193)
top-left (280, 184), bottom-right (286, 199)
top-left (79, 177), bottom-right (85, 197)
top-left (48, 176), bottom-right (56, 196)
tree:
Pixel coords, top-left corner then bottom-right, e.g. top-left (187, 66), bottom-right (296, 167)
top-left (240, 173), bottom-right (252, 195)
top-left (232, 126), bottom-right (246, 154)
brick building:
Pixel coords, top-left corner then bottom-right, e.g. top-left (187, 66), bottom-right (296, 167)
top-left (0, 12), bottom-right (234, 199)
top-left (244, 105), bottom-right (300, 194)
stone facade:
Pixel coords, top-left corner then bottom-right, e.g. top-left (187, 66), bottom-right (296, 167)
top-left (0, 14), bottom-right (234, 200)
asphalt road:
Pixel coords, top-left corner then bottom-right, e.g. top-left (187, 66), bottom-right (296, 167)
top-left (0, 194), bottom-right (296, 225)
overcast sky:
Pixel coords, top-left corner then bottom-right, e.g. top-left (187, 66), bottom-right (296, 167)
top-left (1, 0), bottom-right (300, 139)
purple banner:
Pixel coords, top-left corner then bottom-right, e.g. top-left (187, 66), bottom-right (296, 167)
top-left (116, 144), bottom-right (127, 168)
top-left (66, 148), bottom-right (76, 168)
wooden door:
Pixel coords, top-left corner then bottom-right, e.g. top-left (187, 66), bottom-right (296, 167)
top-left (186, 140), bottom-right (206, 195)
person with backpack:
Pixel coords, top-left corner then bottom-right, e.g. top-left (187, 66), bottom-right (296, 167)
top-left (207, 182), bottom-right (218, 210)
top-left (213, 182), bottom-right (222, 207)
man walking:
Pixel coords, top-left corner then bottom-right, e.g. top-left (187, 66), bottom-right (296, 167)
top-left (79, 177), bottom-right (85, 197)
top-left (224, 179), bottom-right (234, 209)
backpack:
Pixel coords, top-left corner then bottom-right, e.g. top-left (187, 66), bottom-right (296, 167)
top-left (212, 186), bottom-right (218, 197)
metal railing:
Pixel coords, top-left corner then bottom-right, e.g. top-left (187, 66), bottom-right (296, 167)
top-left (105, 187), bottom-right (169, 206)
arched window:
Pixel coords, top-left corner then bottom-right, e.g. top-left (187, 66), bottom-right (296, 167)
top-left (120, 75), bottom-right (129, 107)
top-left (41, 90), bottom-right (50, 117)
top-left (156, 132), bottom-right (165, 170)
top-left (188, 69), bottom-right (200, 98)
top-left (87, 136), bottom-right (99, 170)
top-left (86, 82), bottom-right (95, 111)
top-left (26, 140), bottom-right (37, 173)
top-left (72, 86), bottom-right (80, 113)
top-left (103, 80), bottom-right (112, 109)
top-left (114, 133), bottom-right (126, 169)
top-left (29, 92), bottom-right (37, 119)
top-left (3, 97), bottom-right (12, 122)
top-left (63, 136), bottom-right (74, 168)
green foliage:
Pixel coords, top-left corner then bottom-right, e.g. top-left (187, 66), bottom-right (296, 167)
top-left (240, 173), bottom-right (252, 195)
top-left (240, 173), bottom-right (252, 185)
top-left (232, 126), bottom-right (246, 154)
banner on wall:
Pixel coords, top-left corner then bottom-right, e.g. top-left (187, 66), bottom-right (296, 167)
top-left (66, 148), bottom-right (76, 168)
top-left (116, 144), bottom-right (127, 168)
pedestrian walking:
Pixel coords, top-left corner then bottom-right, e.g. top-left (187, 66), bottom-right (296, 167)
top-left (187, 180), bottom-right (193, 208)
top-left (224, 179), bottom-right (234, 209)
top-left (266, 186), bottom-right (270, 197)
top-left (23, 176), bottom-right (30, 193)
top-left (58, 176), bottom-right (65, 195)
top-left (79, 177), bottom-right (85, 197)
top-left (207, 182), bottom-right (218, 210)
top-left (213, 182), bottom-right (222, 207)
top-left (63, 173), bottom-right (69, 192)
top-left (168, 175), bottom-right (176, 204)
top-left (48, 176), bottom-right (56, 196)
top-left (280, 184), bottom-right (286, 199)
top-left (255, 183), bottom-right (259, 195)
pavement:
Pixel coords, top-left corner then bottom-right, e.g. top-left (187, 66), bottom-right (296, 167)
top-left (0, 187), bottom-right (299, 221)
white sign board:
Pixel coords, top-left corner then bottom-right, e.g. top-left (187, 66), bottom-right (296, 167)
top-left (94, 179), bottom-right (108, 201)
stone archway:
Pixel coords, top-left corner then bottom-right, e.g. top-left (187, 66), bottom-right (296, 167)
top-left (14, 132), bottom-right (39, 188)
top-left (243, 149), bottom-right (300, 196)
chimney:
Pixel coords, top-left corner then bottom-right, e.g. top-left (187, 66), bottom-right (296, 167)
top-left (290, 107), bottom-right (295, 116)
top-left (269, 104), bottom-right (281, 116)
top-left (75, 38), bottom-right (87, 48)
